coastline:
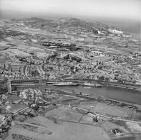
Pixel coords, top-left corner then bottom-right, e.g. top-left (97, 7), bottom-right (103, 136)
top-left (48, 79), bottom-right (141, 93)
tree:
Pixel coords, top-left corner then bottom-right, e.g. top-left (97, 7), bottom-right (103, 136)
top-left (0, 78), bottom-right (8, 95)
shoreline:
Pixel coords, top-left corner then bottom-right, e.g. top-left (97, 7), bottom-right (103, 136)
top-left (56, 88), bottom-right (140, 110)
top-left (10, 78), bottom-right (141, 94)
top-left (46, 79), bottom-right (141, 93)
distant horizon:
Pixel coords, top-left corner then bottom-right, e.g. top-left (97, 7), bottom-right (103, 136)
top-left (1, 0), bottom-right (141, 20)
top-left (1, 10), bottom-right (140, 40)
top-left (0, 0), bottom-right (141, 40)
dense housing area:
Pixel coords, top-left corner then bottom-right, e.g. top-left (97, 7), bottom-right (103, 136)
top-left (0, 17), bottom-right (141, 140)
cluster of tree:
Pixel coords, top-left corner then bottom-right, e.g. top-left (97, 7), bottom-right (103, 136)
top-left (0, 78), bottom-right (8, 95)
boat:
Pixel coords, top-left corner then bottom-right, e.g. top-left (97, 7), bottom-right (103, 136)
top-left (83, 82), bottom-right (102, 88)
top-left (52, 82), bottom-right (79, 86)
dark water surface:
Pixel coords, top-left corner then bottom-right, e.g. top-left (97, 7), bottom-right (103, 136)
top-left (57, 86), bottom-right (141, 105)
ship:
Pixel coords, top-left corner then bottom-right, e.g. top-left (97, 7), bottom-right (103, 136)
top-left (83, 82), bottom-right (102, 88)
top-left (52, 82), bottom-right (79, 86)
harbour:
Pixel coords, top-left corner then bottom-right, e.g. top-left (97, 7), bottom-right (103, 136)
top-left (56, 85), bottom-right (141, 105)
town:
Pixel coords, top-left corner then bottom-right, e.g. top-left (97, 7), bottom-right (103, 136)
top-left (0, 17), bottom-right (141, 140)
